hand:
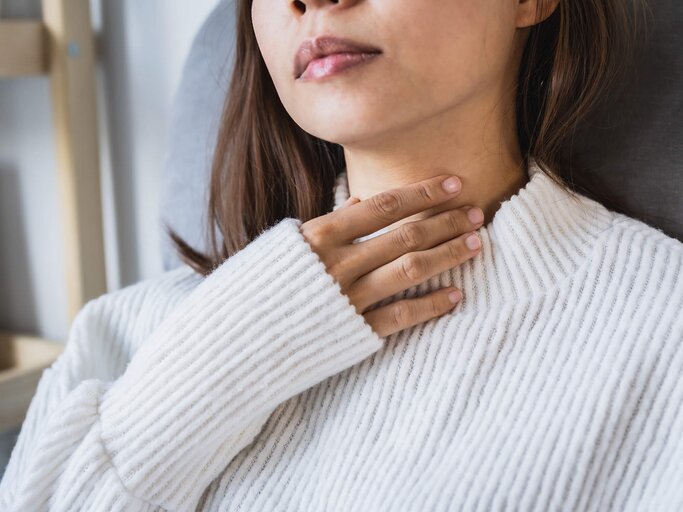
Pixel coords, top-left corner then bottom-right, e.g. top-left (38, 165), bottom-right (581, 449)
top-left (300, 174), bottom-right (484, 337)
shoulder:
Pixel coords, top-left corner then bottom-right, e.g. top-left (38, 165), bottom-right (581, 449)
top-left (61, 265), bottom-right (205, 376)
top-left (602, 212), bottom-right (683, 274)
top-left (593, 211), bottom-right (683, 314)
top-left (79, 264), bottom-right (205, 341)
top-left (86, 264), bottom-right (203, 316)
top-left (79, 265), bottom-right (202, 316)
top-left (607, 211), bottom-right (683, 253)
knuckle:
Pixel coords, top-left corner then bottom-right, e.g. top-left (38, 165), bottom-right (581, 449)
top-left (429, 296), bottom-right (443, 317)
top-left (447, 239), bottom-right (464, 261)
top-left (446, 211), bottom-right (462, 234)
top-left (305, 220), bottom-right (334, 247)
top-left (326, 253), bottom-right (349, 282)
top-left (370, 192), bottom-right (401, 218)
top-left (415, 183), bottom-right (436, 203)
top-left (399, 253), bottom-right (427, 282)
top-left (391, 301), bottom-right (413, 329)
top-left (397, 223), bottom-right (426, 251)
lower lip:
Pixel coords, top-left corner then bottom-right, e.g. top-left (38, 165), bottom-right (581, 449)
top-left (299, 52), bottom-right (382, 81)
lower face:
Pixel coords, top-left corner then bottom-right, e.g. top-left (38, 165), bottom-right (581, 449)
top-left (251, 0), bottom-right (523, 146)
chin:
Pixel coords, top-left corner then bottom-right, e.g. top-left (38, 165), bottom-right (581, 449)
top-left (298, 120), bottom-right (386, 146)
top-left (292, 106), bottom-right (390, 141)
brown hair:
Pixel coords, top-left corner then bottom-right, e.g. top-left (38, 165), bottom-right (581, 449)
top-left (166, 0), bottom-right (651, 277)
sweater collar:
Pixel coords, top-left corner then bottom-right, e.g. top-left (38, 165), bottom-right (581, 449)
top-left (332, 158), bottom-right (615, 310)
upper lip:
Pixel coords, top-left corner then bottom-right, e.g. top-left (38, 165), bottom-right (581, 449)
top-left (294, 35), bottom-right (382, 79)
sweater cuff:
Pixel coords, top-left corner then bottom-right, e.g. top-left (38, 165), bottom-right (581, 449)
top-left (97, 217), bottom-right (383, 503)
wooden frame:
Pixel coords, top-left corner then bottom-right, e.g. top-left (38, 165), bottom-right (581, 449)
top-left (0, 21), bottom-right (47, 75)
top-left (0, 0), bottom-right (107, 432)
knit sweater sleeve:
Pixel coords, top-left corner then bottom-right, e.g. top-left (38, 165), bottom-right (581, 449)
top-left (0, 217), bottom-right (384, 511)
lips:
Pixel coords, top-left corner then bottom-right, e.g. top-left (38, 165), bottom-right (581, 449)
top-left (294, 35), bottom-right (382, 79)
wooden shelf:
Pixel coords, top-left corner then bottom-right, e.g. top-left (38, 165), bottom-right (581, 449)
top-left (0, 332), bottom-right (64, 432)
top-left (0, 21), bottom-right (48, 76)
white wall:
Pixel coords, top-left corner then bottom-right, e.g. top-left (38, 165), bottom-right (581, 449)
top-left (0, 0), bottom-right (221, 341)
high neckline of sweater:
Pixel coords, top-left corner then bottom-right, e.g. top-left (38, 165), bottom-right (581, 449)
top-left (332, 157), bottom-right (615, 309)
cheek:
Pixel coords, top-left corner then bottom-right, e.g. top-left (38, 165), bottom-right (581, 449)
top-left (251, 3), bottom-right (288, 81)
top-left (389, 1), bottom-right (512, 102)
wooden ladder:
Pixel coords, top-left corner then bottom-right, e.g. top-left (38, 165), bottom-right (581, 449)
top-left (0, 0), bottom-right (106, 432)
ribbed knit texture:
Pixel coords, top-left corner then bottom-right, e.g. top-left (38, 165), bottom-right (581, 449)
top-left (1, 158), bottom-right (682, 511)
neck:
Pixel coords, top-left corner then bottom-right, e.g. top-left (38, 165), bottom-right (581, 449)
top-left (334, 157), bottom-right (617, 308)
top-left (341, 92), bottom-right (529, 229)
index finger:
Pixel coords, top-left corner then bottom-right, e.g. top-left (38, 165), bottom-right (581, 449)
top-left (331, 174), bottom-right (462, 243)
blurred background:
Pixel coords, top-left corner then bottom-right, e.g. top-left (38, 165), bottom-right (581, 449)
top-left (0, 0), bottom-right (226, 476)
top-left (1, 0), bottom-right (224, 340)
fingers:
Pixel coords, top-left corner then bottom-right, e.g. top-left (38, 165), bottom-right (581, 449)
top-left (348, 229), bottom-right (481, 312)
top-left (329, 174), bottom-right (463, 243)
top-left (347, 204), bottom-right (485, 277)
top-left (364, 288), bottom-right (463, 338)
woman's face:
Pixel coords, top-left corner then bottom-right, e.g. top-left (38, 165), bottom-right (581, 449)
top-left (251, 0), bottom-right (538, 145)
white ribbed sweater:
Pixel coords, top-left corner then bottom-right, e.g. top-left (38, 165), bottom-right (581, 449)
top-left (1, 159), bottom-right (682, 512)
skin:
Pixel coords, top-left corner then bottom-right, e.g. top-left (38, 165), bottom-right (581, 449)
top-left (250, 0), bottom-right (560, 336)
top-left (252, 0), bottom-right (560, 230)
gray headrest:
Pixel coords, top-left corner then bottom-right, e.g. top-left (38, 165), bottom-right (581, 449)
top-left (160, 0), bottom-right (235, 270)
top-left (571, 0), bottom-right (682, 242)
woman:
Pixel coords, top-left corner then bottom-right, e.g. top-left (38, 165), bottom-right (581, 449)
top-left (1, 0), bottom-right (681, 510)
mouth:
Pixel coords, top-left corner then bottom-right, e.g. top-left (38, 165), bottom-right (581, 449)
top-left (298, 52), bottom-right (382, 81)
top-left (294, 35), bottom-right (382, 80)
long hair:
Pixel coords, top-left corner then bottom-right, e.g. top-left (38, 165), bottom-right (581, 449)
top-left (166, 0), bottom-right (651, 277)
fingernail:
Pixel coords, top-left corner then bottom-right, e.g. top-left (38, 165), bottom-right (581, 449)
top-left (442, 176), bottom-right (461, 193)
top-left (448, 290), bottom-right (462, 304)
top-left (465, 233), bottom-right (480, 250)
top-left (467, 207), bottom-right (484, 224)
